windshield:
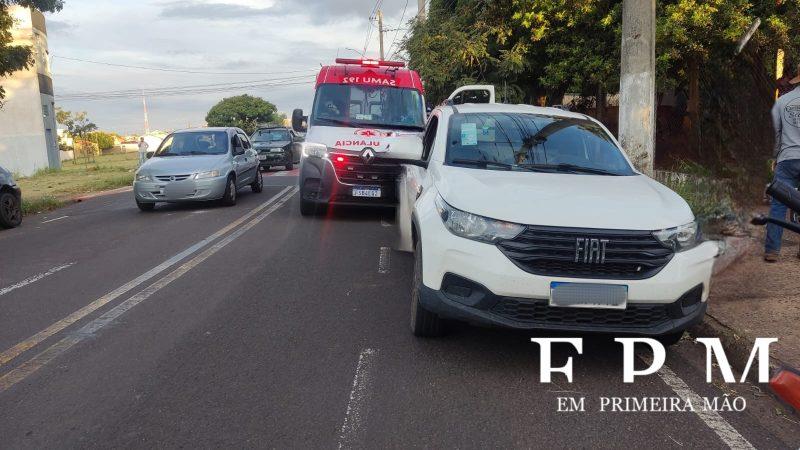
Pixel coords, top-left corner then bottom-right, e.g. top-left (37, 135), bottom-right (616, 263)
top-left (445, 113), bottom-right (635, 176)
top-left (311, 84), bottom-right (425, 130)
top-left (155, 131), bottom-right (229, 157)
top-left (252, 129), bottom-right (291, 142)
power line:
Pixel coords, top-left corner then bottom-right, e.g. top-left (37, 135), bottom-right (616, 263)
top-left (52, 55), bottom-right (317, 76)
top-left (57, 74), bottom-right (317, 98)
top-left (386, 0), bottom-right (410, 60)
top-left (56, 79), bottom-right (315, 102)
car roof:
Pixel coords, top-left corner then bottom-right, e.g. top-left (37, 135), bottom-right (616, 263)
top-left (173, 127), bottom-right (238, 134)
top-left (441, 103), bottom-right (588, 120)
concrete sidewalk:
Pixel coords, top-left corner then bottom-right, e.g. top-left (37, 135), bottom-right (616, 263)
top-left (695, 226), bottom-right (800, 370)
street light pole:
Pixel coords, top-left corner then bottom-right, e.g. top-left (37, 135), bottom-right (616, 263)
top-left (619, 0), bottom-right (656, 174)
top-left (377, 10), bottom-right (385, 60)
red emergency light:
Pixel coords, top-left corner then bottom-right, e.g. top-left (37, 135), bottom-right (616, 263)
top-left (335, 58), bottom-right (406, 68)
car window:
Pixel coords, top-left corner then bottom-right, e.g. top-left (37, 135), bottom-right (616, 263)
top-left (238, 133), bottom-right (251, 149)
top-left (154, 132), bottom-right (229, 157)
top-left (252, 129), bottom-right (292, 142)
top-left (310, 84), bottom-right (425, 131)
top-left (445, 112), bottom-right (635, 176)
top-left (421, 116), bottom-right (438, 161)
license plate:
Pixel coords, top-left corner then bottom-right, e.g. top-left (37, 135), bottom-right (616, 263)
top-left (258, 155), bottom-right (267, 160)
top-left (164, 182), bottom-right (195, 198)
top-left (549, 282), bottom-right (628, 309)
top-left (352, 186), bottom-right (381, 198)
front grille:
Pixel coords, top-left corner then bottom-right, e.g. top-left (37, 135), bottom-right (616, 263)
top-left (491, 298), bottom-right (670, 328)
top-left (155, 174), bottom-right (192, 182)
top-left (497, 226), bottom-right (673, 280)
top-left (329, 153), bottom-right (403, 186)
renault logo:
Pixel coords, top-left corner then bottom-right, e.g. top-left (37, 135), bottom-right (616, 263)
top-left (575, 238), bottom-right (610, 264)
top-left (361, 147), bottom-right (376, 164)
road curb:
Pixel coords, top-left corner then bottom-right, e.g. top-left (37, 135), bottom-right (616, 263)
top-left (690, 235), bottom-right (799, 414)
top-left (72, 186), bottom-right (133, 203)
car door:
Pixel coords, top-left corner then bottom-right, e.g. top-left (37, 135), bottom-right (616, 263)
top-left (397, 113), bottom-right (439, 252)
top-left (238, 132), bottom-right (258, 184)
top-left (231, 134), bottom-right (249, 187)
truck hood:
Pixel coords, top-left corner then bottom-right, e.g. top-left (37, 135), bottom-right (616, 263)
top-left (306, 125), bottom-right (422, 158)
top-left (141, 155), bottom-right (227, 175)
top-left (433, 166), bottom-right (694, 231)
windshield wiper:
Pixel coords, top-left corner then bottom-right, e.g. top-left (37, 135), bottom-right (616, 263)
top-left (314, 117), bottom-right (358, 127)
top-left (451, 159), bottom-right (514, 170)
top-left (519, 163), bottom-right (621, 176)
top-left (370, 123), bottom-right (425, 131)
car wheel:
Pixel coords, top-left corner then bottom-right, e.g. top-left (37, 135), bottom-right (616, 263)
top-left (136, 199), bottom-right (155, 212)
top-left (221, 176), bottom-right (237, 206)
top-left (0, 191), bottom-right (22, 228)
top-left (251, 169), bottom-right (263, 193)
top-left (410, 240), bottom-right (445, 337)
top-left (300, 198), bottom-right (316, 216)
top-left (286, 162), bottom-right (294, 171)
top-left (657, 331), bottom-right (684, 347)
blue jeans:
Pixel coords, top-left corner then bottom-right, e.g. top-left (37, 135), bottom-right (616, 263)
top-left (765, 159), bottom-right (800, 253)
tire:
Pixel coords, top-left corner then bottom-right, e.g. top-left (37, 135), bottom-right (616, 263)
top-left (0, 191), bottom-right (22, 228)
top-left (221, 176), bottom-right (237, 206)
top-left (657, 331), bottom-right (684, 347)
top-left (251, 169), bottom-right (263, 193)
top-left (136, 199), bottom-right (155, 212)
top-left (300, 198), bottom-right (316, 216)
top-left (410, 240), bottom-right (445, 337)
top-left (286, 162), bottom-right (294, 171)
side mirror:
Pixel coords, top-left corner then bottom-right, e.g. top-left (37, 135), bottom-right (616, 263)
top-left (292, 109), bottom-right (307, 133)
top-left (146, 151), bottom-right (154, 160)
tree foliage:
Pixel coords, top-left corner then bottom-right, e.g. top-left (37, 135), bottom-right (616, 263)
top-left (405, 0), bottom-right (799, 104)
top-left (55, 107), bottom-right (97, 138)
top-left (0, 0), bottom-right (64, 103)
top-left (205, 95), bottom-right (280, 135)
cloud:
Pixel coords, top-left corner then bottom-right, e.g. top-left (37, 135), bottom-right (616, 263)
top-left (159, 1), bottom-right (281, 19)
top-left (46, 19), bottom-right (75, 34)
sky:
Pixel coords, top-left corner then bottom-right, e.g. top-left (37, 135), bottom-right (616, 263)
top-left (45, 0), bottom-right (416, 134)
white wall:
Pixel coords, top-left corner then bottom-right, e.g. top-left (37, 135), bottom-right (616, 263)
top-left (0, 7), bottom-right (51, 177)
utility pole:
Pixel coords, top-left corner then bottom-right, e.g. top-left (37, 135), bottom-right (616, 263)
top-left (377, 9), bottom-right (385, 60)
top-left (418, 0), bottom-right (426, 21)
top-left (619, 0), bottom-right (656, 174)
top-left (142, 91), bottom-right (150, 135)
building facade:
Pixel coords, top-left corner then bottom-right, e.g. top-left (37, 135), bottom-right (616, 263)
top-left (0, 6), bottom-right (59, 176)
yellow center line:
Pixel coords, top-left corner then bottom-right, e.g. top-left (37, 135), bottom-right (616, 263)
top-left (0, 186), bottom-right (292, 367)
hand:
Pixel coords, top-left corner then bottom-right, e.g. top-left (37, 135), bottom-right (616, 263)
top-left (772, 160), bottom-right (777, 172)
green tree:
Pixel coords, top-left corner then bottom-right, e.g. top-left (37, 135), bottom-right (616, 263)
top-left (0, 1), bottom-right (64, 104)
top-left (56, 107), bottom-right (98, 163)
top-left (205, 95), bottom-right (280, 134)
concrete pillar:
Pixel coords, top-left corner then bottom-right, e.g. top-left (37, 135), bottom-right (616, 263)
top-left (619, 0), bottom-right (656, 174)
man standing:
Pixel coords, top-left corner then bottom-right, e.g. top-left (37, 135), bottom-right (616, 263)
top-left (765, 63), bottom-right (800, 262)
top-left (137, 137), bottom-right (149, 166)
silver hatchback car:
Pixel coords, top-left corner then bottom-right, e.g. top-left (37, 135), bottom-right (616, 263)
top-left (133, 128), bottom-right (263, 211)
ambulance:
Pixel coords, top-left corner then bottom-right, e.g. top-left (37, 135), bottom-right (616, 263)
top-left (292, 58), bottom-right (428, 215)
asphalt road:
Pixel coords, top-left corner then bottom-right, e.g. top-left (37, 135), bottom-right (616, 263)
top-left (1, 169), bottom-right (798, 449)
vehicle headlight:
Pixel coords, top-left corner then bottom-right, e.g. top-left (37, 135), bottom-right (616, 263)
top-left (135, 172), bottom-right (151, 181)
top-left (301, 142), bottom-right (328, 159)
top-left (435, 195), bottom-right (524, 243)
top-left (195, 170), bottom-right (220, 180)
top-left (653, 221), bottom-right (701, 252)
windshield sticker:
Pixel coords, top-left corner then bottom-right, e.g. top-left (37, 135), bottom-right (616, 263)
top-left (461, 123), bottom-right (478, 146)
top-left (479, 119), bottom-right (496, 142)
top-left (355, 114), bottom-right (373, 121)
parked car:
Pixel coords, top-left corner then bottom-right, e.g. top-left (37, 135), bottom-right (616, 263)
top-left (251, 126), bottom-right (301, 171)
top-left (133, 128), bottom-right (262, 211)
top-left (0, 165), bottom-right (22, 228)
top-left (397, 101), bottom-right (719, 345)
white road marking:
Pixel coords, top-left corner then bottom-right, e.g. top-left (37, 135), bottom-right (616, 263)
top-left (378, 247), bottom-right (390, 274)
top-left (338, 348), bottom-right (378, 450)
top-left (41, 216), bottom-right (68, 224)
top-left (0, 187), bottom-right (298, 393)
top-left (0, 263), bottom-right (75, 297)
top-left (0, 186), bottom-right (293, 367)
top-left (638, 354), bottom-right (754, 449)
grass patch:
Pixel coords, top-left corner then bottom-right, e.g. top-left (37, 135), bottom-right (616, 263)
top-left (17, 153), bottom-right (138, 215)
top-left (21, 195), bottom-right (66, 215)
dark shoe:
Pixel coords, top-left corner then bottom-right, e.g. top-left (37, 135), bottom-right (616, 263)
top-left (764, 252), bottom-right (779, 263)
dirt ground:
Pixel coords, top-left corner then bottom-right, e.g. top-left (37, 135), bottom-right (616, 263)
top-left (709, 224), bottom-right (800, 369)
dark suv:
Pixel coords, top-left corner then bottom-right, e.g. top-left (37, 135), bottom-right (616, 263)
top-left (251, 127), bottom-right (302, 171)
top-left (0, 165), bottom-right (22, 228)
